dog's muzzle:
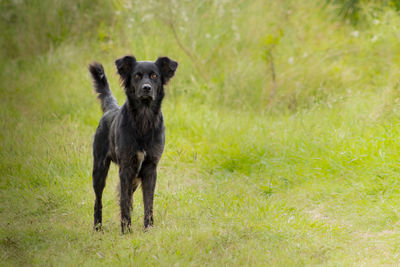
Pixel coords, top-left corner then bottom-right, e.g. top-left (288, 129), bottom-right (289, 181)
top-left (140, 83), bottom-right (154, 100)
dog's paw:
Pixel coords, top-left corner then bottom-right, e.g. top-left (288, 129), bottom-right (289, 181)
top-left (93, 224), bottom-right (104, 234)
top-left (143, 225), bottom-right (154, 233)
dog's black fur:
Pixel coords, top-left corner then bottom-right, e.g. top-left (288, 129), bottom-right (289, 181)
top-left (88, 55), bottom-right (178, 233)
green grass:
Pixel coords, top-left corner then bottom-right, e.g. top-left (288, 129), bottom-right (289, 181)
top-left (2, 0), bottom-right (400, 265)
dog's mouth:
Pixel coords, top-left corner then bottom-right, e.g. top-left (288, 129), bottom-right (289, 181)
top-left (140, 95), bottom-right (154, 103)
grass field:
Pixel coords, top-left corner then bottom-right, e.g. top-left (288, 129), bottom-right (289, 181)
top-left (2, 0), bottom-right (400, 265)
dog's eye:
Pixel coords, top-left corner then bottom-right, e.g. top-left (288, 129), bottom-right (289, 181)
top-left (135, 74), bottom-right (142, 80)
top-left (151, 73), bottom-right (157, 79)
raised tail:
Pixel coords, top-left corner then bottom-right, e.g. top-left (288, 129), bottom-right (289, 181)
top-left (88, 62), bottom-right (119, 113)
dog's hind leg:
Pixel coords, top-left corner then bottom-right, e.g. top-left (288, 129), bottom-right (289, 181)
top-left (129, 152), bottom-right (144, 211)
top-left (119, 166), bottom-right (137, 234)
top-left (140, 163), bottom-right (157, 229)
top-left (93, 157), bottom-right (111, 231)
top-left (129, 179), bottom-right (140, 211)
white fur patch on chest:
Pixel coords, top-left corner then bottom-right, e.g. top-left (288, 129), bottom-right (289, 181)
top-left (137, 151), bottom-right (146, 172)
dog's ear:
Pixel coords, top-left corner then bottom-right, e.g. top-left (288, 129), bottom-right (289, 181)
top-left (115, 55), bottom-right (136, 86)
top-left (155, 57), bottom-right (178, 85)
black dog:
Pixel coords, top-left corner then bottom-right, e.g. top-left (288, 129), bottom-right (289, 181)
top-left (88, 55), bottom-right (178, 233)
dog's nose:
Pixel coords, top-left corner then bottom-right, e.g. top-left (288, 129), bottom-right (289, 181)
top-left (142, 84), bottom-right (151, 92)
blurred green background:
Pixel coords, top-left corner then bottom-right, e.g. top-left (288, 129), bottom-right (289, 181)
top-left (2, 0), bottom-right (400, 265)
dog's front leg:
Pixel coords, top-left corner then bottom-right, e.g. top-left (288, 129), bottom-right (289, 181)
top-left (140, 163), bottom-right (157, 229)
top-left (119, 166), bottom-right (135, 234)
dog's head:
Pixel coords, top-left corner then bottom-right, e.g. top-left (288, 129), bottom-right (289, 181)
top-left (115, 55), bottom-right (178, 104)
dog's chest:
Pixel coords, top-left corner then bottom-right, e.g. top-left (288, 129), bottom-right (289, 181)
top-left (112, 123), bottom-right (164, 159)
